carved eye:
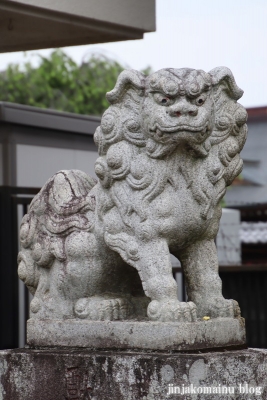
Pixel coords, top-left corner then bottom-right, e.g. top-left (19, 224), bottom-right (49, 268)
top-left (153, 92), bottom-right (174, 106)
top-left (195, 93), bottom-right (207, 106)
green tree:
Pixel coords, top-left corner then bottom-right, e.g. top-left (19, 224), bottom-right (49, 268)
top-left (0, 49), bottom-right (151, 116)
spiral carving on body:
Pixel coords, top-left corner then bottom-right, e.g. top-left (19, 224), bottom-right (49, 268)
top-left (18, 67), bottom-right (247, 323)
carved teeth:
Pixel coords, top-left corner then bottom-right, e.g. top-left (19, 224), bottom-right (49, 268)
top-left (153, 123), bottom-right (207, 134)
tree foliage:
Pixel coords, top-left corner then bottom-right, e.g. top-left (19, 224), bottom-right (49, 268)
top-left (0, 49), bottom-right (151, 116)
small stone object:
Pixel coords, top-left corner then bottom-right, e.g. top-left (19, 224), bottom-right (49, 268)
top-left (18, 67), bottom-right (247, 350)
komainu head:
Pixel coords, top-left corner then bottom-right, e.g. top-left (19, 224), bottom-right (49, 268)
top-left (94, 66), bottom-right (247, 187)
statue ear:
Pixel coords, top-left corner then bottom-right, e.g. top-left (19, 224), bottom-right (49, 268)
top-left (209, 66), bottom-right (243, 100)
top-left (106, 69), bottom-right (145, 104)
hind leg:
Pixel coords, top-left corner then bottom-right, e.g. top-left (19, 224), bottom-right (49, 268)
top-left (74, 293), bottom-right (134, 320)
top-left (63, 231), bottom-right (135, 321)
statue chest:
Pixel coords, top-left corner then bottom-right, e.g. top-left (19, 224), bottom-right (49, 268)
top-left (150, 183), bottom-right (212, 245)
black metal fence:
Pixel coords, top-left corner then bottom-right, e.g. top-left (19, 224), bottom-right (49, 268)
top-left (221, 267), bottom-right (267, 348)
top-left (173, 265), bottom-right (267, 349)
top-left (0, 186), bottom-right (38, 350)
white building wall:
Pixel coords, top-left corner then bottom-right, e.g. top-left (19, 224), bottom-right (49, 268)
top-left (216, 209), bottom-right (241, 265)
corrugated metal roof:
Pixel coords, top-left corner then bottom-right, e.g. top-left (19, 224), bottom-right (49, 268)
top-left (242, 169), bottom-right (265, 186)
top-left (225, 185), bottom-right (267, 206)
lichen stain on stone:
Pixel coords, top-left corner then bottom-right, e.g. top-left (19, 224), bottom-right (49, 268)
top-left (0, 357), bottom-right (8, 400)
top-left (111, 357), bottom-right (161, 400)
top-left (188, 358), bottom-right (207, 386)
top-left (114, 358), bottom-right (141, 399)
top-left (160, 364), bottom-right (174, 382)
top-left (8, 353), bottom-right (35, 400)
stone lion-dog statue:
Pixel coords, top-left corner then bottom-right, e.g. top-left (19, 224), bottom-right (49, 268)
top-left (18, 67), bottom-right (247, 324)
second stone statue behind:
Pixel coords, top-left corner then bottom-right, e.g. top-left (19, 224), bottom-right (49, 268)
top-left (18, 66), bottom-right (247, 349)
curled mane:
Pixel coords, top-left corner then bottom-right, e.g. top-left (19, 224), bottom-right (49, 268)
top-left (94, 68), bottom-right (247, 225)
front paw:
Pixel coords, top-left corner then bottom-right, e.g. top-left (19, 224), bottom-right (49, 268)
top-left (201, 299), bottom-right (241, 318)
top-left (147, 299), bottom-right (197, 322)
top-left (215, 299), bottom-right (241, 318)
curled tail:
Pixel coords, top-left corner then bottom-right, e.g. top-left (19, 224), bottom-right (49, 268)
top-left (18, 170), bottom-right (97, 295)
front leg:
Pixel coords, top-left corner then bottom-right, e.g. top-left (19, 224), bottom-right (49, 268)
top-left (137, 239), bottom-right (197, 322)
top-left (105, 232), bottom-right (196, 322)
top-left (179, 239), bottom-right (240, 318)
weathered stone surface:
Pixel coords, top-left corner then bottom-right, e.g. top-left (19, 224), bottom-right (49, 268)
top-left (0, 348), bottom-right (266, 399)
top-left (17, 67), bottom-right (248, 349)
top-left (27, 317), bottom-right (246, 351)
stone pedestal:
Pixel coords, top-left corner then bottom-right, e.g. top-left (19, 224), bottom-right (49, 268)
top-left (27, 317), bottom-right (246, 351)
top-left (1, 348), bottom-right (267, 399)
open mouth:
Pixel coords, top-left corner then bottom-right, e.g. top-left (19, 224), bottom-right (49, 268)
top-left (151, 123), bottom-right (209, 134)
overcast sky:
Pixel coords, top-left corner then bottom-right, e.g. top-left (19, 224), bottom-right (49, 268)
top-left (0, 0), bottom-right (266, 107)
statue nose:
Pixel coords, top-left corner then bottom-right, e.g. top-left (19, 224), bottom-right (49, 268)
top-left (168, 101), bottom-right (198, 117)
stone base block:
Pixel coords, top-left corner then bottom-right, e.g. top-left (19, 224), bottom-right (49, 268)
top-left (27, 317), bottom-right (246, 351)
top-left (1, 348), bottom-right (267, 399)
